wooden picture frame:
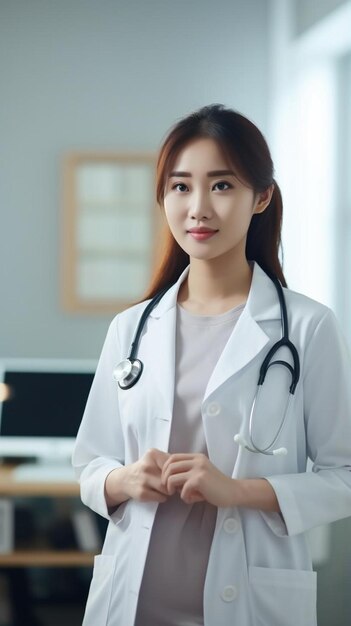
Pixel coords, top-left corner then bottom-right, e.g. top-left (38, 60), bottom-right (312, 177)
top-left (61, 152), bottom-right (163, 314)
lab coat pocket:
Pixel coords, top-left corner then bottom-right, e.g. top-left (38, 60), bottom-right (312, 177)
top-left (249, 565), bottom-right (317, 626)
top-left (82, 555), bottom-right (115, 626)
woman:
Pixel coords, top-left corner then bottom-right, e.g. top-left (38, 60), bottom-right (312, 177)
top-left (72, 104), bottom-right (351, 626)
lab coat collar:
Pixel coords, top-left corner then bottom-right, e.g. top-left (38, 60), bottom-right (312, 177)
top-left (149, 261), bottom-right (281, 322)
top-left (146, 261), bottom-right (282, 416)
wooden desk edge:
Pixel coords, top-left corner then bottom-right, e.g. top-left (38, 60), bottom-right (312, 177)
top-left (0, 464), bottom-right (80, 496)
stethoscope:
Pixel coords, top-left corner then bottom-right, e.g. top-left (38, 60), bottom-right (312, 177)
top-left (113, 268), bottom-right (300, 457)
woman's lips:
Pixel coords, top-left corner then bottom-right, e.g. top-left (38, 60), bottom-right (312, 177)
top-left (187, 230), bottom-right (218, 241)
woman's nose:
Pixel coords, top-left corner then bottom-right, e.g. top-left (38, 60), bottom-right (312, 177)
top-left (188, 191), bottom-right (213, 220)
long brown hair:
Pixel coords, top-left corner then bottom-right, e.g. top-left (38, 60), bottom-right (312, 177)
top-left (143, 104), bottom-right (286, 301)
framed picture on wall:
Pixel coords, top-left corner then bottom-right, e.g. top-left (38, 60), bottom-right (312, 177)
top-left (62, 152), bottom-right (163, 314)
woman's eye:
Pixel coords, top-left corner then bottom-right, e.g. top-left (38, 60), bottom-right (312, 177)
top-left (213, 181), bottom-right (231, 191)
top-left (172, 183), bottom-right (188, 192)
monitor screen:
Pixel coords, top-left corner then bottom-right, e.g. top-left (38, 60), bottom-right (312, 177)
top-left (0, 359), bottom-right (96, 460)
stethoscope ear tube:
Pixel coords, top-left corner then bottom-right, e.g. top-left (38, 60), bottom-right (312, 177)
top-left (233, 433), bottom-right (288, 456)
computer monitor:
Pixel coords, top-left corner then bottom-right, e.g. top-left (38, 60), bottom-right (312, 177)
top-left (0, 358), bottom-right (96, 462)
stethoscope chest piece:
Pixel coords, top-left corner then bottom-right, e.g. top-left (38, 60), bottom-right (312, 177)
top-left (113, 358), bottom-right (143, 390)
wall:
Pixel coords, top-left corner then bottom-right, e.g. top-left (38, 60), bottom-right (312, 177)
top-left (293, 0), bottom-right (348, 35)
top-left (0, 0), bottom-right (270, 359)
top-left (269, 3), bottom-right (351, 625)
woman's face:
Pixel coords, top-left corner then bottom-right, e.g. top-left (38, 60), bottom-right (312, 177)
top-left (163, 137), bottom-right (273, 264)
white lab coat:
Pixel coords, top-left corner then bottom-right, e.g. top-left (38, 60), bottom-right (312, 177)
top-left (72, 262), bottom-right (351, 626)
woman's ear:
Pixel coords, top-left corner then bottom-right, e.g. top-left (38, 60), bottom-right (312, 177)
top-left (253, 183), bottom-right (275, 215)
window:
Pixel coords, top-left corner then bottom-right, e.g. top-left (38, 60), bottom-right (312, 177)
top-left (62, 153), bottom-right (163, 313)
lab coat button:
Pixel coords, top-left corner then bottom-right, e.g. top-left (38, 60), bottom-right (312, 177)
top-left (221, 585), bottom-right (237, 602)
top-left (207, 402), bottom-right (221, 416)
top-left (223, 518), bottom-right (239, 534)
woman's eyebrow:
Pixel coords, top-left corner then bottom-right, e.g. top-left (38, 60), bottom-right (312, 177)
top-left (169, 171), bottom-right (191, 177)
top-left (169, 169), bottom-right (236, 178)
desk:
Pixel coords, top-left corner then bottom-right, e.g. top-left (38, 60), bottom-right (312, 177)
top-left (0, 465), bottom-right (95, 567)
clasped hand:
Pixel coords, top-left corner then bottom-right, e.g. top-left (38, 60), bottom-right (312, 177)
top-left (160, 450), bottom-right (235, 507)
top-left (129, 448), bottom-right (236, 507)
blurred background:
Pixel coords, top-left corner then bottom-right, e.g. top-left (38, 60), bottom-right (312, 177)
top-left (0, 0), bottom-right (350, 624)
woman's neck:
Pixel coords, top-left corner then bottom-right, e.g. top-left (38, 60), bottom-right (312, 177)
top-left (177, 256), bottom-right (253, 315)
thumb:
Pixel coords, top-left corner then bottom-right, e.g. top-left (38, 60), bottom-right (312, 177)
top-left (152, 449), bottom-right (171, 470)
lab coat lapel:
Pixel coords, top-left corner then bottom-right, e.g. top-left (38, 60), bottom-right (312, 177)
top-left (203, 312), bottom-right (269, 401)
top-left (146, 262), bottom-right (281, 415)
top-left (146, 266), bottom-right (190, 420)
top-left (203, 262), bottom-right (281, 401)
top-left (146, 306), bottom-right (177, 421)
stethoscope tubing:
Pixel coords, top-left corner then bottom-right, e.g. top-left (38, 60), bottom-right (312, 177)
top-left (113, 268), bottom-right (300, 456)
top-left (248, 388), bottom-right (294, 454)
top-left (129, 285), bottom-right (170, 361)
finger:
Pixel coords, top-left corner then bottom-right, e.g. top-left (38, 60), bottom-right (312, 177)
top-left (144, 448), bottom-right (170, 469)
top-left (162, 453), bottom-right (195, 475)
top-left (138, 467), bottom-right (170, 494)
top-left (180, 483), bottom-right (204, 504)
top-left (166, 472), bottom-right (190, 494)
top-left (161, 455), bottom-right (178, 477)
top-left (182, 491), bottom-right (204, 504)
top-left (161, 461), bottom-right (193, 485)
top-left (152, 449), bottom-right (171, 470)
top-left (149, 476), bottom-right (170, 495)
top-left (153, 491), bottom-right (169, 503)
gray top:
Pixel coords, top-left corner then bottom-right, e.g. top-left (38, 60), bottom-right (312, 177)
top-left (134, 301), bottom-right (245, 626)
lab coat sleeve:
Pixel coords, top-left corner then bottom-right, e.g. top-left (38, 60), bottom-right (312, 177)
top-left (264, 309), bottom-right (351, 537)
top-left (72, 316), bottom-right (125, 520)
